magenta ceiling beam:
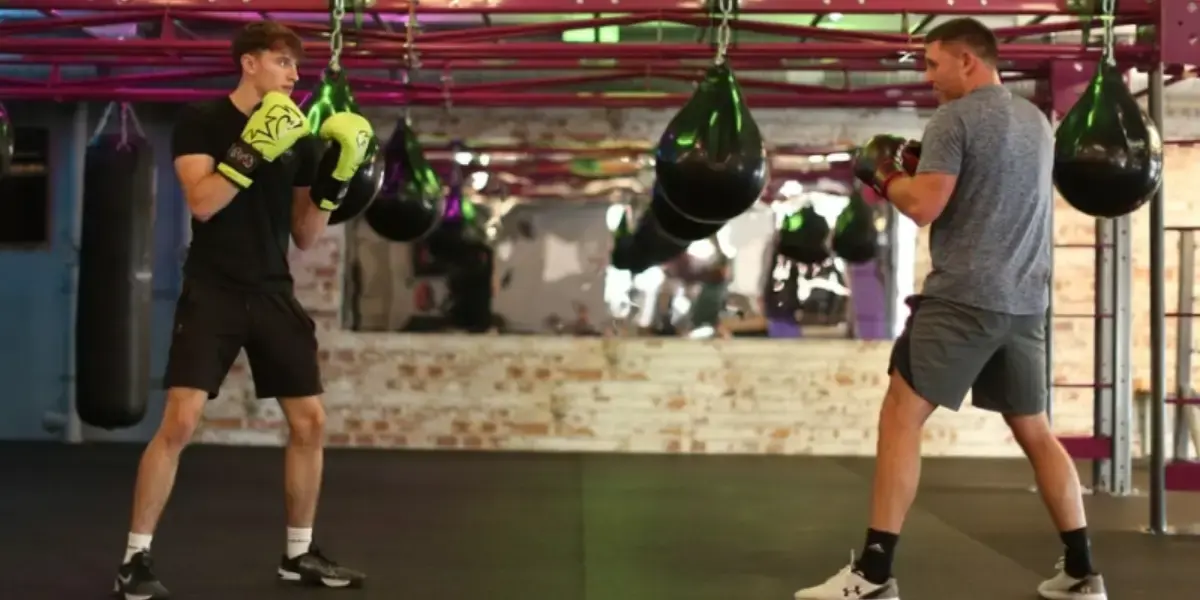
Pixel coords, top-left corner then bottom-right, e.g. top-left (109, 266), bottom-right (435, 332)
top-left (0, 0), bottom-right (1157, 15)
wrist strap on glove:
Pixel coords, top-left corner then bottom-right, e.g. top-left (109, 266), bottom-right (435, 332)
top-left (216, 139), bottom-right (263, 189)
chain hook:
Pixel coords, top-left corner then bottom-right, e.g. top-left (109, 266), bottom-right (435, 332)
top-left (713, 0), bottom-right (734, 65)
top-left (329, 0), bottom-right (347, 72)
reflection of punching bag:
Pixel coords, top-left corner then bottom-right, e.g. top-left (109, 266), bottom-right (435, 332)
top-left (832, 192), bottom-right (879, 263)
top-left (300, 68), bottom-right (381, 224)
top-left (365, 119), bottom-right (446, 242)
top-left (777, 205), bottom-right (830, 265)
top-left (655, 64), bottom-right (768, 224)
top-left (77, 124), bottom-right (155, 429)
top-left (648, 183), bottom-right (724, 243)
top-left (764, 253), bottom-right (802, 321)
top-left (1053, 58), bottom-right (1163, 218)
top-left (0, 102), bottom-right (12, 179)
top-left (610, 206), bottom-right (637, 271)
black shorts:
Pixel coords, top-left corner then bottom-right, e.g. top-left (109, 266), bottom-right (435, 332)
top-left (888, 295), bottom-right (1047, 415)
top-left (163, 279), bottom-right (323, 400)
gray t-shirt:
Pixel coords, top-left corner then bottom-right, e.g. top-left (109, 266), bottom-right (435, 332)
top-left (916, 84), bottom-right (1054, 316)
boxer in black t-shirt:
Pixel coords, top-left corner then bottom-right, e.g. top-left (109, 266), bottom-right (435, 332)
top-left (113, 21), bottom-right (367, 600)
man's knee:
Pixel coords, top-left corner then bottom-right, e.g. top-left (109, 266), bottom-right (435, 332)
top-left (1004, 412), bottom-right (1055, 453)
top-left (155, 387), bottom-right (208, 450)
top-left (282, 397), bottom-right (326, 447)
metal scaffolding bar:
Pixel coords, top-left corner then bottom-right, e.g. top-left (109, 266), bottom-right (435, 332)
top-left (1147, 61), bottom-right (1168, 535)
top-left (1093, 218), bottom-right (1114, 493)
top-left (1174, 231), bottom-right (1195, 463)
top-left (1112, 213), bottom-right (1134, 496)
top-left (0, 0), bottom-right (1159, 14)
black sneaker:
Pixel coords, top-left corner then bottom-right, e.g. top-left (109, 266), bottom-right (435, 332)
top-left (277, 544), bottom-right (365, 589)
top-left (113, 551), bottom-right (170, 600)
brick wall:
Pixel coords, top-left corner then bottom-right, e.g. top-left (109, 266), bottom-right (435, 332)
top-left (194, 106), bottom-right (1200, 458)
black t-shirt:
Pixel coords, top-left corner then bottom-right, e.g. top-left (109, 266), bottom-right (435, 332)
top-left (170, 98), bottom-right (317, 292)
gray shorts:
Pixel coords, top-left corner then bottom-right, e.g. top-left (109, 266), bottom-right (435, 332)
top-left (888, 295), bottom-right (1047, 414)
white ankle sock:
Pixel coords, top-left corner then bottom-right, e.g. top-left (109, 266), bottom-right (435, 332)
top-left (286, 527), bottom-right (312, 559)
top-left (124, 533), bottom-right (153, 564)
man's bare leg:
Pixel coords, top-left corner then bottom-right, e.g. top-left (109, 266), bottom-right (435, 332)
top-left (278, 396), bottom-right (326, 559)
top-left (1006, 413), bottom-right (1095, 578)
top-left (854, 370), bottom-right (939, 584)
top-left (125, 387), bottom-right (208, 561)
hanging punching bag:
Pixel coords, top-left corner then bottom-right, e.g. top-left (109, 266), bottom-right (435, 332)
top-left (647, 182), bottom-right (725, 243)
top-left (1053, 59), bottom-right (1163, 218)
top-left (832, 192), bottom-right (879, 264)
top-left (364, 119), bottom-right (446, 242)
top-left (655, 63), bottom-right (768, 225)
top-left (76, 128), bottom-right (155, 429)
top-left (625, 203), bottom-right (689, 274)
top-left (777, 205), bottom-right (831, 265)
top-left (0, 102), bottom-right (12, 179)
top-left (301, 68), bottom-right (382, 224)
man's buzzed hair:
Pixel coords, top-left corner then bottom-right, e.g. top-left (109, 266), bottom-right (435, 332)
top-left (924, 17), bottom-right (999, 66)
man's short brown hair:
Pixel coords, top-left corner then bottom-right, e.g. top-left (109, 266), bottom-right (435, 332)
top-left (924, 17), bottom-right (999, 66)
top-left (231, 21), bottom-right (304, 68)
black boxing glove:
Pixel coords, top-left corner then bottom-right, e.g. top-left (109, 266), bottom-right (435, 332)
top-left (852, 134), bottom-right (916, 199)
top-left (900, 140), bottom-right (921, 175)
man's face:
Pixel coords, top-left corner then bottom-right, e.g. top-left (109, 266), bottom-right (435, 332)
top-left (242, 48), bottom-right (299, 97)
top-left (923, 41), bottom-right (968, 104)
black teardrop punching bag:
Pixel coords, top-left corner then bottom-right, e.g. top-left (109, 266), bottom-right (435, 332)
top-left (624, 203), bottom-right (689, 274)
top-left (832, 192), bottom-right (879, 264)
top-left (365, 119), bottom-right (446, 242)
top-left (76, 132), bottom-right (155, 429)
top-left (655, 63), bottom-right (768, 225)
top-left (777, 205), bottom-right (831, 265)
top-left (0, 102), bottom-right (12, 179)
top-left (301, 68), bottom-right (382, 224)
top-left (1053, 59), bottom-right (1163, 218)
top-left (648, 182), bottom-right (725, 243)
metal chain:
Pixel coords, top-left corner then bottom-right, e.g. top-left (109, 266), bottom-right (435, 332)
top-left (1100, 0), bottom-right (1117, 63)
top-left (713, 0), bottom-right (734, 65)
top-left (330, 0), bottom-right (346, 72)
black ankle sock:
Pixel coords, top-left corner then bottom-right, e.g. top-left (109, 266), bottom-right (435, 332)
top-left (1059, 527), bottom-right (1094, 578)
top-left (854, 528), bottom-right (900, 585)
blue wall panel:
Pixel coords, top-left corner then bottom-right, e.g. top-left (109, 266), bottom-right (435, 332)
top-left (0, 102), bottom-right (188, 442)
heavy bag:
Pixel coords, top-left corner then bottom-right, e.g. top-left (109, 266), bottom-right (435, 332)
top-left (1053, 60), bottom-right (1163, 218)
top-left (609, 206), bottom-right (637, 271)
top-left (364, 119), bottom-right (446, 242)
top-left (777, 205), bottom-right (830, 265)
top-left (624, 204), bottom-right (689, 274)
top-left (655, 63), bottom-right (768, 225)
top-left (0, 102), bottom-right (12, 178)
top-left (76, 133), bottom-right (155, 429)
top-left (424, 183), bottom-right (488, 264)
top-left (300, 68), bottom-right (381, 224)
top-left (831, 192), bottom-right (879, 264)
top-left (648, 183), bottom-right (725, 243)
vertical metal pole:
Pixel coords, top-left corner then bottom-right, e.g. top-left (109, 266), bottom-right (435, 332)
top-left (1148, 62), bottom-right (1168, 534)
top-left (884, 206), bottom-right (899, 339)
top-left (1112, 214), bottom-right (1134, 496)
top-left (64, 102), bottom-right (87, 445)
top-left (1093, 219), bottom-right (1114, 493)
top-left (1045, 106), bottom-right (1057, 425)
top-left (1174, 231), bottom-right (1194, 462)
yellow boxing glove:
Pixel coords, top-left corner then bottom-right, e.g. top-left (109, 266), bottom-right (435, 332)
top-left (217, 91), bottom-right (309, 189)
top-left (311, 112), bottom-right (374, 212)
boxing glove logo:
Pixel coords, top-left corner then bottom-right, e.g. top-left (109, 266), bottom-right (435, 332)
top-left (248, 104), bottom-right (305, 148)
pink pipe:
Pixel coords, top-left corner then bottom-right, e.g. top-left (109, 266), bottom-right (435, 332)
top-left (0, 10), bottom-right (163, 35)
top-left (0, 0), bottom-right (1154, 15)
top-left (0, 40), bottom-right (1151, 62)
top-left (0, 86), bottom-right (945, 108)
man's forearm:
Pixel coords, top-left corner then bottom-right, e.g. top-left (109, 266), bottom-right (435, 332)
top-left (187, 172), bottom-right (240, 222)
top-left (292, 201), bottom-right (332, 250)
top-left (885, 177), bottom-right (932, 226)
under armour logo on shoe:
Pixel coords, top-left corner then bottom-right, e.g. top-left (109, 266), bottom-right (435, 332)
top-left (843, 586), bottom-right (861, 597)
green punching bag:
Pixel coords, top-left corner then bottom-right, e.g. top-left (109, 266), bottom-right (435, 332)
top-left (301, 68), bottom-right (384, 225)
top-left (777, 205), bottom-right (830, 265)
top-left (1053, 49), bottom-right (1163, 217)
top-left (0, 102), bottom-right (12, 178)
top-left (831, 192), bottom-right (879, 264)
top-left (655, 63), bottom-right (768, 225)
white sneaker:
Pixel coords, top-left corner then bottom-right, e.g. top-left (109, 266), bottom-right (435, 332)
top-left (794, 552), bottom-right (900, 600)
top-left (1037, 557), bottom-right (1107, 600)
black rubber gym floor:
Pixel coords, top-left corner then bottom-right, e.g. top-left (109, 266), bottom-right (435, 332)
top-left (4, 442), bottom-right (1200, 599)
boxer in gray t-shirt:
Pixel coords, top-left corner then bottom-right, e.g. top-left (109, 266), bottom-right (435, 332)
top-left (794, 17), bottom-right (1107, 600)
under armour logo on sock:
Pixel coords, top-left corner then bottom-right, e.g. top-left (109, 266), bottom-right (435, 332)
top-left (866, 543), bottom-right (884, 553)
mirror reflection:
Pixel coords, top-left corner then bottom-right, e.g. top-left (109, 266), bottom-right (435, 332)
top-left (345, 143), bottom-right (910, 340)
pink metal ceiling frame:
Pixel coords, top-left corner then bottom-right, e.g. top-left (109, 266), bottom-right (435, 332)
top-left (0, 0), bottom-right (1182, 108)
